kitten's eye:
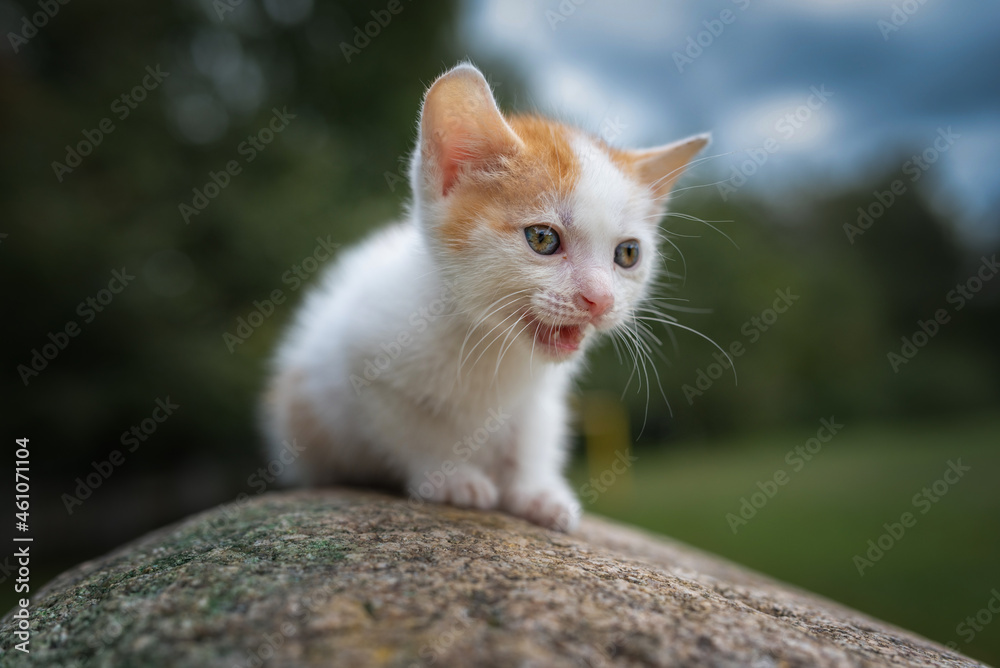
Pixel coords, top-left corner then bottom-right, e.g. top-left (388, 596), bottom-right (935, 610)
top-left (614, 240), bottom-right (640, 268)
top-left (524, 225), bottom-right (560, 255)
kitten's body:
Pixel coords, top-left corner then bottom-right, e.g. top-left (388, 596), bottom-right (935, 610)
top-left (263, 63), bottom-right (707, 531)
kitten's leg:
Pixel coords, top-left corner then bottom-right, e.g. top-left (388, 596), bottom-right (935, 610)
top-left (500, 391), bottom-right (581, 532)
top-left (406, 460), bottom-right (499, 510)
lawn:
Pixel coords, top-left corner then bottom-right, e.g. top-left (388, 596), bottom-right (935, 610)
top-left (570, 412), bottom-right (1000, 666)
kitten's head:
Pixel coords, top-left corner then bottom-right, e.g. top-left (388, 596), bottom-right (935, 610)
top-left (411, 63), bottom-right (708, 361)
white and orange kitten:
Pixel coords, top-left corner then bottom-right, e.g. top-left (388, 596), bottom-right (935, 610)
top-left (263, 63), bottom-right (707, 531)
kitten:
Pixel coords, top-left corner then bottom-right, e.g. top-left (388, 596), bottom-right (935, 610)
top-left (262, 63), bottom-right (707, 531)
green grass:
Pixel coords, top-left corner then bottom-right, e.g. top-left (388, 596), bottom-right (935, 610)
top-left (570, 412), bottom-right (1000, 666)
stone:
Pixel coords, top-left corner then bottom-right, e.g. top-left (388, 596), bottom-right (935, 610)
top-left (0, 488), bottom-right (986, 667)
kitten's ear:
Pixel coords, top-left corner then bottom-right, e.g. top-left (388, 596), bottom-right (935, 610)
top-left (418, 63), bottom-right (522, 197)
top-left (628, 133), bottom-right (710, 200)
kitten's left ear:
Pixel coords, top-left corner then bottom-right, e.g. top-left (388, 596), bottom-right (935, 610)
top-left (418, 63), bottom-right (522, 197)
top-left (628, 133), bottom-right (710, 200)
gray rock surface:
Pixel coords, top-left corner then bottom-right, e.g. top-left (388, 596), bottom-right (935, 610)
top-left (0, 488), bottom-right (986, 667)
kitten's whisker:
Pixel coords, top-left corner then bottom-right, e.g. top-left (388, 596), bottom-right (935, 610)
top-left (669, 176), bottom-right (745, 197)
top-left (662, 211), bottom-right (739, 249)
top-left (615, 321), bottom-right (643, 382)
top-left (457, 290), bottom-right (532, 378)
top-left (645, 149), bottom-right (738, 194)
top-left (643, 296), bottom-right (708, 305)
top-left (640, 300), bottom-right (711, 315)
top-left (653, 232), bottom-right (688, 285)
top-left (634, 319), bottom-right (667, 357)
top-left (637, 315), bottom-right (737, 385)
top-left (529, 318), bottom-right (539, 376)
top-left (635, 209), bottom-right (731, 226)
top-left (462, 306), bottom-right (523, 372)
top-left (491, 316), bottom-right (526, 386)
top-left (633, 306), bottom-right (678, 323)
top-left (634, 324), bottom-right (674, 392)
top-left (618, 319), bottom-right (652, 436)
top-left (494, 316), bottom-right (532, 381)
top-left (466, 306), bottom-right (528, 373)
top-left (630, 314), bottom-right (672, 417)
top-left (616, 330), bottom-right (639, 400)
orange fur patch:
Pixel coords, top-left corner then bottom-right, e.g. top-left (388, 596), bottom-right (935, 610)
top-left (270, 369), bottom-right (332, 473)
top-left (439, 114), bottom-right (593, 250)
top-left (605, 144), bottom-right (640, 178)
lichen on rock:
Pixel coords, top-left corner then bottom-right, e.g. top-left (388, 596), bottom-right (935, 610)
top-left (0, 489), bottom-right (986, 667)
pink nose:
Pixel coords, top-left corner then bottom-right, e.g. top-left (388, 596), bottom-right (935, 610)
top-left (576, 291), bottom-right (614, 318)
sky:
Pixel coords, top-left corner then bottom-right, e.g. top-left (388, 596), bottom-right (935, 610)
top-left (460, 0), bottom-right (1000, 248)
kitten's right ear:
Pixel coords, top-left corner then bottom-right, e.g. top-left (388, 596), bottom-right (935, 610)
top-left (418, 63), bottom-right (522, 197)
top-left (628, 133), bottom-right (710, 200)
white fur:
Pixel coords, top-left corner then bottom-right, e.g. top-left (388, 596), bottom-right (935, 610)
top-left (263, 64), bottom-right (703, 531)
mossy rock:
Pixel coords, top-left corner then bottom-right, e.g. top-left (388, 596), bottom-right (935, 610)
top-left (0, 489), bottom-right (985, 667)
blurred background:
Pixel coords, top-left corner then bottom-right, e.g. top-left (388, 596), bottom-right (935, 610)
top-left (2, 0), bottom-right (998, 662)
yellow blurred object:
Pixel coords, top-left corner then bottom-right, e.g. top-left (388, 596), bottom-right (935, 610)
top-left (579, 392), bottom-right (632, 502)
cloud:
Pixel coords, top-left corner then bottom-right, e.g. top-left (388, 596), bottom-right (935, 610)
top-left (460, 0), bottom-right (1000, 246)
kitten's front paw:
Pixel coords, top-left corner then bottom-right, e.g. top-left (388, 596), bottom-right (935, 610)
top-left (409, 465), bottom-right (499, 510)
top-left (502, 483), bottom-right (581, 532)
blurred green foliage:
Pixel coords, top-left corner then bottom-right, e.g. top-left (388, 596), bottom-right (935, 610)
top-left (583, 183), bottom-right (1000, 439)
top-left (3, 0), bottom-right (470, 489)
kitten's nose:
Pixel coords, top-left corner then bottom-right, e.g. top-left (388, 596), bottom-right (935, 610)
top-left (576, 291), bottom-right (614, 319)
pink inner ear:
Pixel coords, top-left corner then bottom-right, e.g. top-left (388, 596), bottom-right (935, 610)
top-left (439, 133), bottom-right (498, 196)
top-left (428, 115), bottom-right (472, 196)
top-left (421, 68), bottom-right (520, 197)
top-left (439, 138), bottom-right (468, 197)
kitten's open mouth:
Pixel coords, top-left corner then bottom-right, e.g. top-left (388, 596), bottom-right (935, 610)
top-left (523, 315), bottom-right (587, 356)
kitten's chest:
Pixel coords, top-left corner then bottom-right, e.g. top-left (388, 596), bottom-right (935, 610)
top-left (392, 347), bottom-right (531, 425)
